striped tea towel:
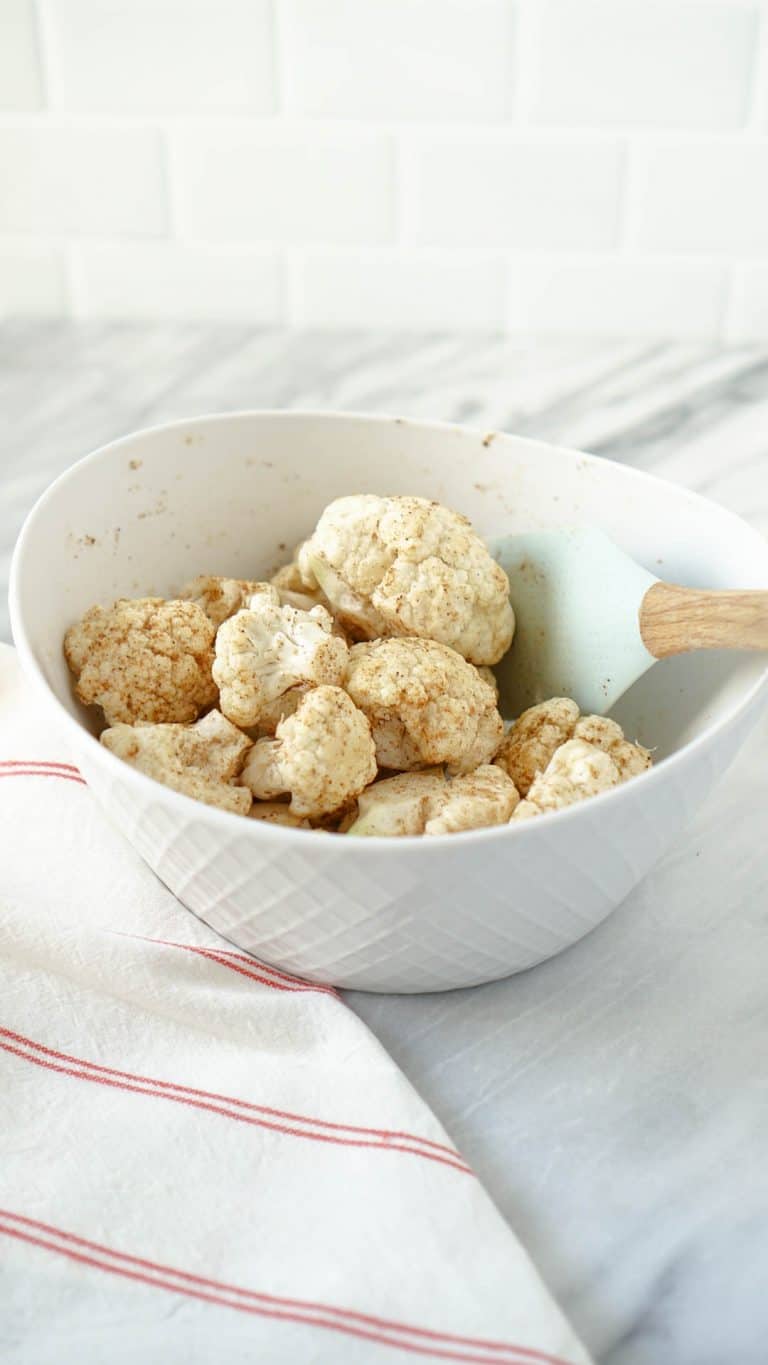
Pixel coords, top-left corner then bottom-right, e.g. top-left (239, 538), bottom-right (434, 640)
top-left (0, 642), bottom-right (591, 1365)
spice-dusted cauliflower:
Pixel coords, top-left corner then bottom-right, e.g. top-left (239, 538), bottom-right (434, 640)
top-left (476, 665), bottom-right (499, 700)
top-left (249, 801), bottom-right (311, 828)
top-left (344, 637), bottom-right (504, 773)
top-left (271, 550), bottom-right (333, 609)
top-left (182, 573), bottom-right (340, 628)
top-left (348, 765), bottom-right (518, 837)
top-left (571, 714), bottom-right (652, 781)
top-left (298, 495), bottom-right (515, 665)
top-left (240, 685), bottom-right (377, 818)
top-left (179, 575), bottom-right (265, 628)
top-left (348, 769), bottom-right (447, 837)
top-left (495, 698), bottom-right (651, 796)
top-left (181, 567), bottom-right (342, 625)
top-left (101, 709), bottom-right (252, 814)
top-left (511, 739), bottom-right (621, 821)
top-left (424, 766), bottom-right (519, 835)
top-left (271, 548), bottom-right (310, 595)
top-left (213, 586), bottom-right (348, 729)
top-left (64, 597), bottom-right (217, 726)
top-left (494, 698), bottom-right (580, 796)
top-left (255, 684), bottom-right (310, 735)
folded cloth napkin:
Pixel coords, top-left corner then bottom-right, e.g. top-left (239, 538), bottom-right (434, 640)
top-left (0, 643), bottom-right (590, 1365)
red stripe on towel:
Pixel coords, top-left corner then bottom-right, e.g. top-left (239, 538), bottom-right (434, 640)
top-left (119, 933), bottom-right (339, 999)
top-left (0, 1212), bottom-right (576, 1365)
top-left (0, 759), bottom-right (80, 773)
top-left (0, 1028), bottom-right (472, 1175)
top-left (0, 765), bottom-right (86, 786)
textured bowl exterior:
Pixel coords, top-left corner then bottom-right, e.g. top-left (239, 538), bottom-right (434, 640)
top-left (70, 693), bottom-right (754, 992)
top-left (10, 410), bottom-right (768, 992)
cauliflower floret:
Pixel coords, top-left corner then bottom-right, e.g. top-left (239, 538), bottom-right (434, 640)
top-left (333, 806), bottom-right (364, 833)
top-left (495, 698), bottom-right (650, 796)
top-left (249, 802), bottom-right (311, 829)
top-left (511, 739), bottom-right (620, 822)
top-left (64, 597), bottom-right (217, 726)
top-left (476, 665), bottom-right (499, 701)
top-left (348, 765), bottom-right (518, 837)
top-left (255, 684), bottom-right (311, 735)
top-left (424, 766), bottom-right (519, 835)
top-left (101, 709), bottom-right (252, 815)
top-left (276, 590), bottom-right (349, 643)
top-left (181, 574), bottom-right (344, 634)
top-left (494, 698), bottom-right (580, 796)
top-left (277, 587), bottom-right (326, 614)
top-left (271, 553), bottom-right (351, 636)
top-left (344, 637), bottom-right (503, 774)
top-left (298, 495), bottom-right (515, 665)
top-left (179, 575), bottom-right (266, 628)
top-left (348, 770), bottom-right (447, 837)
top-left (240, 685), bottom-right (377, 818)
top-left (572, 714), bottom-right (652, 780)
top-left (213, 587), bottom-right (348, 729)
top-left (271, 547), bottom-right (310, 595)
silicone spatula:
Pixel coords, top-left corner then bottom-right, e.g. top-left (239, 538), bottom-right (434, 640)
top-left (489, 527), bottom-right (768, 716)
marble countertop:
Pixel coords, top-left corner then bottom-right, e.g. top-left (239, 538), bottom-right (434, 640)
top-left (2, 323), bottom-right (767, 1364)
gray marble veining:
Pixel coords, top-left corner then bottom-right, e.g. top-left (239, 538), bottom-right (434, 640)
top-left (2, 322), bottom-right (767, 1364)
top-left (3, 324), bottom-right (768, 644)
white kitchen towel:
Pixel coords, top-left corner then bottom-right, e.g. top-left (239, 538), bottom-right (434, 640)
top-left (0, 642), bottom-right (590, 1365)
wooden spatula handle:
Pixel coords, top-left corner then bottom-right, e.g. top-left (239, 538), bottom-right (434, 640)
top-left (639, 582), bottom-right (768, 659)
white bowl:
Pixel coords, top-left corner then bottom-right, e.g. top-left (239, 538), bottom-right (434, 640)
top-left (10, 412), bottom-right (768, 992)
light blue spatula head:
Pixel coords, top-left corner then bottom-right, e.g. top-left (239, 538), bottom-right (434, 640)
top-left (489, 527), bottom-right (659, 717)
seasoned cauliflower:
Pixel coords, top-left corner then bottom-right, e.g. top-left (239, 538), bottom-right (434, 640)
top-left (424, 766), bottom-right (519, 835)
top-left (572, 714), bottom-right (652, 781)
top-left (511, 739), bottom-right (620, 821)
top-left (249, 802), bottom-right (311, 829)
top-left (476, 665), bottom-right (499, 700)
top-left (181, 574), bottom-right (342, 631)
top-left (255, 684), bottom-right (310, 735)
top-left (179, 575), bottom-right (265, 628)
top-left (64, 597), bottom-right (217, 726)
top-left (344, 637), bottom-right (503, 773)
top-left (271, 554), bottom-right (351, 635)
top-left (348, 765), bottom-right (518, 837)
top-left (240, 685), bottom-right (377, 818)
top-left (348, 770), bottom-right (447, 837)
top-left (271, 548), bottom-right (310, 595)
top-left (495, 698), bottom-right (651, 796)
top-left (101, 709), bottom-right (252, 815)
top-left (298, 495), bottom-right (515, 665)
top-left (494, 698), bottom-right (580, 796)
top-left (213, 586), bottom-right (348, 729)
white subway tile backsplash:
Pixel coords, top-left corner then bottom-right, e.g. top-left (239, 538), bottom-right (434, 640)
top-left (726, 266), bottom-right (768, 339)
top-left (507, 258), bottom-right (726, 339)
top-left (280, 0), bottom-right (514, 121)
top-left (528, 1), bottom-right (756, 129)
top-left (0, 1), bottom-right (766, 337)
top-left (73, 242), bottom-right (283, 321)
top-left (0, 125), bottom-right (168, 235)
top-left (631, 141), bottom-right (768, 254)
top-left (40, 0), bottom-right (275, 114)
top-left (0, 242), bottom-right (67, 315)
top-left (410, 135), bottom-right (623, 248)
top-left (172, 126), bottom-right (395, 244)
top-left (0, 0), bottom-right (42, 110)
top-left (295, 251), bottom-right (506, 329)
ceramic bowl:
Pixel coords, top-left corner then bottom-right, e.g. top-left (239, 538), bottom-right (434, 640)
top-left (10, 412), bottom-right (768, 992)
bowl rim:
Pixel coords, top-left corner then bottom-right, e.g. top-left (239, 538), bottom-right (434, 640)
top-left (9, 406), bottom-right (768, 854)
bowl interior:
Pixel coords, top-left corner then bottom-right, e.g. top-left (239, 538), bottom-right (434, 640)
top-left (12, 411), bottom-right (768, 761)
